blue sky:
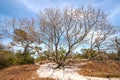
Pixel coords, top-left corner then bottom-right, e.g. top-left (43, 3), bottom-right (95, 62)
top-left (0, 0), bottom-right (120, 53)
top-left (0, 0), bottom-right (120, 25)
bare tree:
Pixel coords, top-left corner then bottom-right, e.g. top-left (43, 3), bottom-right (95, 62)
top-left (0, 18), bottom-right (17, 38)
top-left (38, 6), bottom-right (112, 68)
top-left (87, 12), bottom-right (119, 60)
top-left (0, 18), bottom-right (42, 60)
top-left (110, 37), bottom-right (120, 59)
top-left (12, 19), bottom-right (43, 59)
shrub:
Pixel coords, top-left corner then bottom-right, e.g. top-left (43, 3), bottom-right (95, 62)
top-left (0, 49), bottom-right (35, 69)
top-left (93, 53), bottom-right (109, 61)
top-left (15, 53), bottom-right (34, 65)
top-left (0, 50), bottom-right (15, 68)
top-left (81, 48), bottom-right (98, 60)
top-left (108, 53), bottom-right (120, 60)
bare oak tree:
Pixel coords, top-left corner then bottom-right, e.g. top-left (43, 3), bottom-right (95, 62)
top-left (38, 6), bottom-right (112, 68)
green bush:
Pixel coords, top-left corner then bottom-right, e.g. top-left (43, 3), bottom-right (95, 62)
top-left (15, 53), bottom-right (34, 65)
top-left (0, 50), bottom-right (15, 68)
top-left (36, 56), bottom-right (47, 62)
top-left (81, 48), bottom-right (98, 60)
top-left (0, 50), bottom-right (35, 69)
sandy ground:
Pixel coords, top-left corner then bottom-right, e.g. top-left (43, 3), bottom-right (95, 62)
top-left (36, 63), bottom-right (120, 80)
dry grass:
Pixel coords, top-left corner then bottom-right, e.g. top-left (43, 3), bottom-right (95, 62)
top-left (0, 64), bottom-right (54, 80)
top-left (78, 60), bottom-right (120, 78)
top-left (1, 60), bottom-right (119, 80)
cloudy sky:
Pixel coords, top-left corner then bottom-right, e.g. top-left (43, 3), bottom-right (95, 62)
top-left (0, 0), bottom-right (120, 25)
top-left (0, 0), bottom-right (120, 52)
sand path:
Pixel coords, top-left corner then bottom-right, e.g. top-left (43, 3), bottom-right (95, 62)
top-left (36, 63), bottom-right (120, 80)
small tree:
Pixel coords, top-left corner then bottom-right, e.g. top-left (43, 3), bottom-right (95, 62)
top-left (13, 29), bottom-right (31, 61)
top-left (110, 37), bottom-right (120, 60)
top-left (114, 37), bottom-right (120, 56)
top-left (11, 19), bottom-right (42, 62)
top-left (87, 11), bottom-right (119, 60)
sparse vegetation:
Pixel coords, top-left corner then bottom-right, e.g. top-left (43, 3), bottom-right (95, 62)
top-left (0, 50), bottom-right (15, 68)
top-left (0, 49), bottom-right (34, 69)
top-left (0, 64), bottom-right (55, 80)
top-left (78, 60), bottom-right (120, 78)
top-left (0, 4), bottom-right (120, 80)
